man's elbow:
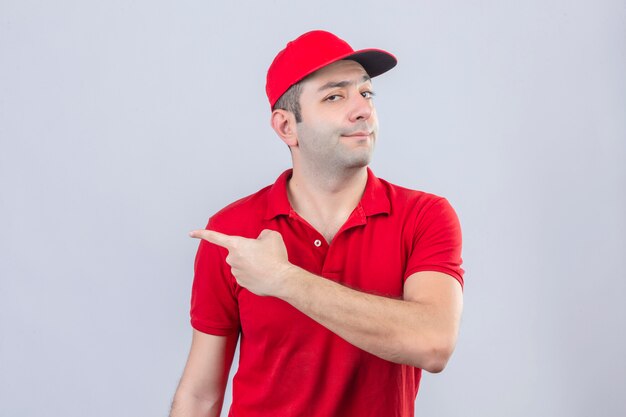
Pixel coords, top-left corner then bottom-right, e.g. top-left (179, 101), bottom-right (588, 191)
top-left (404, 334), bottom-right (457, 373)
top-left (421, 344), bottom-right (453, 373)
top-left (170, 385), bottom-right (225, 417)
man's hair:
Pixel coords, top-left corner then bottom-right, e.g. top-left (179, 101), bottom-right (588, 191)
top-left (272, 82), bottom-right (303, 123)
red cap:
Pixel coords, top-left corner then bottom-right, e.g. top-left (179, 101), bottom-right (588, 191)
top-left (266, 30), bottom-right (397, 108)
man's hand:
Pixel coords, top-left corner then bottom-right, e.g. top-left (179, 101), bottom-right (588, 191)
top-left (189, 229), bottom-right (294, 297)
top-left (189, 229), bottom-right (462, 371)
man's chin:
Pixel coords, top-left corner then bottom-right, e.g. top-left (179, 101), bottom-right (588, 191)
top-left (344, 153), bottom-right (373, 169)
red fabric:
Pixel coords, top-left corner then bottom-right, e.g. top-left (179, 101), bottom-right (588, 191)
top-left (265, 30), bottom-right (397, 108)
top-left (190, 168), bottom-right (464, 417)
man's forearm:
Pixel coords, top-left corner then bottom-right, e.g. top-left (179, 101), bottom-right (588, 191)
top-left (190, 229), bottom-right (462, 372)
top-left (274, 266), bottom-right (461, 372)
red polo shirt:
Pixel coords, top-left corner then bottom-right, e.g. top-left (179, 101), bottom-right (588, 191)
top-left (191, 168), bottom-right (464, 417)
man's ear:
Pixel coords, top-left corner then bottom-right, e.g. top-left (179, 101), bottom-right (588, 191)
top-left (270, 109), bottom-right (298, 147)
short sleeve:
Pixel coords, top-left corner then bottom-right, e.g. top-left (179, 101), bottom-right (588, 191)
top-left (403, 197), bottom-right (465, 288)
top-left (190, 218), bottom-right (241, 335)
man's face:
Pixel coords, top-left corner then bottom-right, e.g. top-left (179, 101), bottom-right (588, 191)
top-left (294, 60), bottom-right (379, 172)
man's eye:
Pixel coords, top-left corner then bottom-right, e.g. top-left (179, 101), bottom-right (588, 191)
top-left (361, 91), bottom-right (376, 99)
top-left (325, 94), bottom-right (342, 102)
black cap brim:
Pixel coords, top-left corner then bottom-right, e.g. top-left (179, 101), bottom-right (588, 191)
top-left (344, 49), bottom-right (398, 78)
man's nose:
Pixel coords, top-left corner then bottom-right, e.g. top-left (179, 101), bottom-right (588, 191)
top-left (348, 92), bottom-right (373, 122)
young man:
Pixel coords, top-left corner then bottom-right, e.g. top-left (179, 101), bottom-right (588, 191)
top-left (170, 30), bottom-right (464, 417)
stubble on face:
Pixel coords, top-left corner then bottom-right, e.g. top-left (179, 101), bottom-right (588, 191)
top-left (295, 118), bottom-right (376, 173)
top-left (293, 60), bottom-right (379, 177)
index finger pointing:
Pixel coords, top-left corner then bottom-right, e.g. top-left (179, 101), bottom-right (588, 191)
top-left (189, 229), bottom-right (237, 249)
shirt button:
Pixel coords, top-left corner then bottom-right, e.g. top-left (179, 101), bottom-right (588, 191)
top-left (314, 239), bottom-right (322, 247)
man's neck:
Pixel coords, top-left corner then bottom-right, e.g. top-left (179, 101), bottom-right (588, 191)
top-left (286, 165), bottom-right (368, 243)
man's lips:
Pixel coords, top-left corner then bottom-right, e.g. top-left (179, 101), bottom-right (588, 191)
top-left (341, 131), bottom-right (372, 139)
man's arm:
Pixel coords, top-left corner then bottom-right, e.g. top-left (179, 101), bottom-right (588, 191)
top-left (170, 329), bottom-right (239, 417)
top-left (277, 267), bottom-right (462, 373)
top-left (190, 229), bottom-right (463, 373)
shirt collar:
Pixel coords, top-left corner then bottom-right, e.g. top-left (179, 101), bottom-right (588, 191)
top-left (264, 167), bottom-right (390, 220)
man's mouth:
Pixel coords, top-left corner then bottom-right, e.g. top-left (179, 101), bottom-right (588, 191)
top-left (341, 131), bottom-right (371, 139)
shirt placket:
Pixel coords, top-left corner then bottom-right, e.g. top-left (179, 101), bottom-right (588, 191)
top-left (287, 209), bottom-right (329, 273)
top-left (288, 205), bottom-right (368, 281)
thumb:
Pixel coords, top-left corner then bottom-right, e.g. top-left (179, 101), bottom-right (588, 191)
top-left (257, 229), bottom-right (280, 240)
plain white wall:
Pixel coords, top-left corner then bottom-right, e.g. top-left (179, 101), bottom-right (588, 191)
top-left (1, 1), bottom-right (625, 416)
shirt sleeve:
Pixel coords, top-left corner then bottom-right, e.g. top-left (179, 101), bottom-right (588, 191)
top-left (403, 197), bottom-right (465, 288)
top-left (190, 218), bottom-right (241, 335)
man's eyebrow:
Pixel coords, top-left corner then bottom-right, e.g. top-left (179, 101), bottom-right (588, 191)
top-left (317, 75), bottom-right (372, 92)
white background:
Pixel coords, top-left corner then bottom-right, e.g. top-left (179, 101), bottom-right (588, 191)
top-left (1, 1), bottom-right (625, 416)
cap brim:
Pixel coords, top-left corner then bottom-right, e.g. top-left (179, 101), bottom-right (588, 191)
top-left (344, 49), bottom-right (398, 78)
top-left (289, 48), bottom-right (397, 87)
